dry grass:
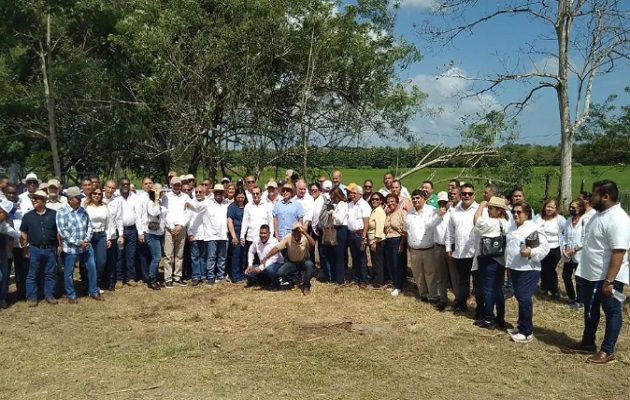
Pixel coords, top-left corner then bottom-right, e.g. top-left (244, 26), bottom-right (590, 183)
top-left (1, 277), bottom-right (629, 400)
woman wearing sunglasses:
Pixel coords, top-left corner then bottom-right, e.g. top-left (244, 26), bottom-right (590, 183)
top-left (367, 192), bottom-right (386, 288)
top-left (84, 185), bottom-right (113, 291)
top-left (504, 202), bottom-right (550, 343)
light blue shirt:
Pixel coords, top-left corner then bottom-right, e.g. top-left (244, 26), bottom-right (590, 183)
top-left (272, 199), bottom-right (304, 238)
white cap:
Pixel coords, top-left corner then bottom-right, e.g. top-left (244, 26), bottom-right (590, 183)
top-left (322, 180), bottom-right (333, 190)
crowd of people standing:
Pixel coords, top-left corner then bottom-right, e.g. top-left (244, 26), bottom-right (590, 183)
top-left (0, 169), bottom-right (627, 365)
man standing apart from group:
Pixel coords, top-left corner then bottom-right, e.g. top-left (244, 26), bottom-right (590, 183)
top-left (574, 180), bottom-right (630, 364)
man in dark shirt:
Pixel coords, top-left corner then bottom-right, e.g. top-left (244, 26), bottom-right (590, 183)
top-left (20, 190), bottom-right (60, 306)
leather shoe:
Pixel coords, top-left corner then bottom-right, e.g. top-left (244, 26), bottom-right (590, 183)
top-left (45, 297), bottom-right (58, 305)
top-left (89, 294), bottom-right (105, 302)
top-left (587, 350), bottom-right (616, 365)
top-left (68, 298), bottom-right (79, 304)
top-left (301, 286), bottom-right (311, 296)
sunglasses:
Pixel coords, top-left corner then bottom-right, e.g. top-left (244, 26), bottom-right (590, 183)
top-left (461, 192), bottom-right (474, 197)
top-left (364, 185), bottom-right (372, 189)
top-left (282, 189), bottom-right (292, 193)
top-left (246, 180), bottom-right (255, 184)
top-left (512, 210), bottom-right (523, 215)
top-left (310, 188), bottom-right (319, 192)
top-left (182, 189), bottom-right (191, 193)
top-left (371, 198), bottom-right (381, 202)
top-left (92, 192), bottom-right (103, 196)
top-left (202, 183), bottom-right (211, 186)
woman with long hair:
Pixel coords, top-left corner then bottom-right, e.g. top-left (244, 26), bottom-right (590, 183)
top-left (83, 187), bottom-right (112, 291)
top-left (322, 186), bottom-right (348, 285)
top-left (505, 202), bottom-right (549, 343)
top-left (384, 193), bottom-right (406, 296)
top-left (145, 183), bottom-right (168, 290)
top-left (535, 198), bottom-right (566, 299)
top-left (473, 196), bottom-right (511, 329)
top-left (225, 183), bottom-right (236, 204)
top-left (367, 192), bottom-right (386, 288)
top-left (227, 187), bottom-right (248, 283)
top-left (562, 199), bottom-right (586, 308)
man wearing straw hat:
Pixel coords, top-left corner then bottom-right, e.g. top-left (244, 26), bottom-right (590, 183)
top-left (19, 190), bottom-right (60, 306)
top-left (272, 183), bottom-right (304, 243)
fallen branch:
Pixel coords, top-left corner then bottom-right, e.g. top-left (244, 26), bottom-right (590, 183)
top-left (105, 383), bottom-right (163, 395)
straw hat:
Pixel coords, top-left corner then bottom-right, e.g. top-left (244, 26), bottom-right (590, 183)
top-left (488, 196), bottom-right (509, 210)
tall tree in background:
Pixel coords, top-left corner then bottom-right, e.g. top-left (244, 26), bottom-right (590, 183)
top-left (419, 0), bottom-right (630, 210)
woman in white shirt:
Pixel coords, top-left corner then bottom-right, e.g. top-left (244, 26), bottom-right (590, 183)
top-left (84, 187), bottom-right (112, 291)
top-left (473, 197), bottom-right (511, 329)
top-left (562, 199), bottom-right (586, 308)
top-left (535, 199), bottom-right (566, 299)
top-left (145, 184), bottom-right (168, 290)
top-left (322, 187), bottom-right (348, 285)
top-left (505, 202), bottom-right (550, 343)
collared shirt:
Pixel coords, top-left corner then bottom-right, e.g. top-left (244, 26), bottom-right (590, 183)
top-left (249, 236), bottom-right (284, 270)
top-left (0, 220), bottom-right (20, 240)
top-left (426, 193), bottom-right (439, 208)
top-left (535, 214), bottom-right (566, 249)
top-left (367, 206), bottom-right (386, 244)
top-left (563, 216), bottom-right (585, 264)
top-left (188, 200), bottom-right (206, 240)
top-left (17, 191), bottom-right (34, 214)
top-left (20, 208), bottom-right (58, 246)
top-left (56, 205), bottom-right (93, 254)
top-left (272, 199), bottom-right (304, 238)
top-left (311, 196), bottom-right (326, 229)
top-left (276, 233), bottom-right (310, 262)
top-left (241, 201), bottom-right (273, 242)
top-left (347, 198), bottom-right (371, 232)
top-left (378, 186), bottom-right (411, 199)
top-left (260, 191), bottom-right (279, 205)
top-left (9, 201), bottom-right (27, 247)
top-left (296, 194), bottom-right (315, 224)
top-left (577, 203), bottom-right (630, 284)
top-left (46, 196), bottom-right (68, 211)
top-left (332, 201), bottom-right (348, 226)
top-left (434, 208), bottom-right (452, 245)
top-left (119, 193), bottom-right (144, 234)
top-left (505, 220), bottom-right (549, 271)
top-left (445, 201), bottom-right (479, 259)
top-left (385, 209), bottom-right (406, 239)
top-left (188, 199), bottom-right (229, 241)
top-left (405, 205), bottom-right (439, 249)
top-left (162, 191), bottom-right (192, 230)
top-left (104, 196), bottom-right (124, 239)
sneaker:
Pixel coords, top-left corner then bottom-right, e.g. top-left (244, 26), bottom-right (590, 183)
top-left (165, 281), bottom-right (174, 289)
top-left (390, 289), bottom-right (401, 297)
top-left (474, 320), bottom-right (495, 329)
top-left (587, 350), bottom-right (616, 365)
top-left (27, 299), bottom-right (38, 307)
top-left (433, 302), bottom-right (447, 311)
top-left (99, 289), bottom-right (105, 294)
top-left (148, 281), bottom-right (161, 291)
top-left (507, 327), bottom-right (520, 336)
top-left (539, 290), bottom-right (548, 296)
top-left (89, 294), bottom-right (105, 301)
top-left (279, 278), bottom-right (291, 287)
top-left (174, 280), bottom-right (188, 287)
top-left (510, 332), bottom-right (533, 343)
top-left (45, 297), bottom-right (58, 305)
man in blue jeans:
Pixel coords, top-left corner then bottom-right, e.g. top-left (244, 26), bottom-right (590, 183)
top-left (244, 224), bottom-right (284, 287)
top-left (19, 190), bottom-right (61, 306)
top-left (574, 180), bottom-right (630, 364)
top-left (56, 187), bottom-right (104, 303)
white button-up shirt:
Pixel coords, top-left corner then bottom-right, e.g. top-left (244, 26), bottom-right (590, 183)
top-left (347, 198), bottom-right (371, 232)
top-left (405, 205), bottom-right (440, 249)
top-left (162, 191), bottom-right (192, 230)
top-left (248, 236), bottom-right (284, 270)
top-left (295, 194), bottom-right (315, 224)
top-left (445, 201), bottom-right (479, 259)
top-left (104, 196), bottom-right (124, 239)
top-left (188, 199), bottom-right (229, 241)
top-left (241, 201), bottom-right (273, 242)
top-left (119, 193), bottom-right (144, 234)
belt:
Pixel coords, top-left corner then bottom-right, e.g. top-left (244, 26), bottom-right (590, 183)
top-left (124, 225), bottom-right (136, 229)
top-left (436, 243), bottom-right (446, 248)
top-left (352, 230), bottom-right (363, 235)
top-left (30, 243), bottom-right (56, 249)
top-left (413, 246), bottom-right (434, 251)
top-left (93, 230), bottom-right (107, 234)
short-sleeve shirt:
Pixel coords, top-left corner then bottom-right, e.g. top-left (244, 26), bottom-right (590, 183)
top-left (276, 233), bottom-right (310, 263)
top-left (272, 199), bottom-right (304, 238)
top-left (20, 208), bottom-right (58, 246)
top-left (227, 202), bottom-right (245, 238)
top-left (577, 203), bottom-right (630, 284)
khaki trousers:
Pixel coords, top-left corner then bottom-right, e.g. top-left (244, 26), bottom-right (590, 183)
top-left (164, 227), bottom-right (187, 281)
top-left (409, 246), bottom-right (438, 300)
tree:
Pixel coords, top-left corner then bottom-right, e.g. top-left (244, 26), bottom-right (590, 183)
top-left (419, 0), bottom-right (630, 210)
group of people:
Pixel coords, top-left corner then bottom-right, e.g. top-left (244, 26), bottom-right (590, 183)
top-left (0, 169), bottom-right (627, 365)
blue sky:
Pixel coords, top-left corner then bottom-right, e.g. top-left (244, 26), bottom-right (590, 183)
top-left (373, 0), bottom-right (630, 147)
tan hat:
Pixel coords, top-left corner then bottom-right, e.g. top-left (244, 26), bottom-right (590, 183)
top-left (47, 179), bottom-right (61, 188)
top-left (65, 186), bottom-right (83, 199)
top-left (488, 196), bottom-right (509, 210)
top-left (282, 183), bottom-right (294, 191)
top-left (179, 175), bottom-right (188, 181)
top-left (28, 190), bottom-right (49, 200)
top-left (437, 191), bottom-right (449, 202)
top-left (185, 174), bottom-right (195, 181)
top-left (266, 180), bottom-right (278, 188)
top-left (213, 184), bottom-right (225, 192)
top-left (292, 222), bottom-right (302, 231)
top-left (170, 176), bottom-right (182, 185)
top-left (38, 182), bottom-right (49, 191)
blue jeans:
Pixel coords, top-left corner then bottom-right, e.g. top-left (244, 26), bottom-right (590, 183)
top-left (63, 248), bottom-right (98, 298)
top-left (191, 240), bottom-right (208, 281)
top-left (229, 240), bottom-right (246, 282)
top-left (145, 233), bottom-right (163, 280)
top-left (116, 227), bottom-right (137, 283)
top-left (26, 246), bottom-right (57, 300)
top-left (91, 232), bottom-right (108, 287)
top-left (348, 232), bottom-right (368, 283)
top-left (246, 262), bottom-right (282, 286)
top-left (478, 256), bottom-right (505, 322)
top-left (206, 240), bottom-right (227, 282)
top-left (509, 269), bottom-right (541, 336)
top-left (278, 260), bottom-right (316, 288)
top-left (385, 237), bottom-right (404, 290)
top-left (581, 279), bottom-right (624, 354)
top-left (322, 225), bottom-right (348, 285)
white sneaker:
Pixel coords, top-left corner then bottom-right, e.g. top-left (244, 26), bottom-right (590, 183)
top-left (510, 332), bottom-right (533, 343)
top-left (99, 289), bottom-right (105, 294)
top-left (507, 328), bottom-right (519, 336)
top-left (390, 289), bottom-right (401, 297)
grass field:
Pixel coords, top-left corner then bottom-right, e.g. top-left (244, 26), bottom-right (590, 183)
top-left (1, 274), bottom-right (629, 400)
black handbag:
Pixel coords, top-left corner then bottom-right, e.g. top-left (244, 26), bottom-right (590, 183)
top-left (479, 224), bottom-right (506, 257)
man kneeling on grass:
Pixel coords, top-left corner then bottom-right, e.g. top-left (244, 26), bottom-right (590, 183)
top-left (244, 224), bottom-right (284, 287)
top-left (258, 222), bottom-right (316, 295)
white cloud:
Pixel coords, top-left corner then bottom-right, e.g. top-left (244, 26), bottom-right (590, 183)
top-left (406, 67), bottom-right (502, 145)
top-left (399, 0), bottom-right (441, 10)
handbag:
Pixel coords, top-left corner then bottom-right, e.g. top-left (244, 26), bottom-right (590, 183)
top-left (321, 214), bottom-right (338, 246)
top-left (479, 224), bottom-right (506, 257)
top-left (148, 215), bottom-right (160, 231)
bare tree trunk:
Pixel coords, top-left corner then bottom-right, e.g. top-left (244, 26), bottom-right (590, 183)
top-left (557, 1), bottom-right (573, 212)
top-left (40, 12), bottom-right (62, 178)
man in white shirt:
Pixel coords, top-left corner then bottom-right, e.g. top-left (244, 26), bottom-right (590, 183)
top-left (378, 171), bottom-right (411, 199)
top-left (295, 180), bottom-right (315, 232)
top-left (445, 183), bottom-right (479, 312)
top-left (116, 177), bottom-right (144, 287)
top-left (102, 180), bottom-right (123, 290)
top-left (261, 180), bottom-right (279, 205)
top-left (241, 186), bottom-right (273, 249)
top-left (243, 175), bottom-right (257, 203)
top-left (574, 180), bottom-right (630, 365)
top-left (4, 182), bottom-right (28, 299)
top-left (162, 176), bottom-right (192, 286)
top-left (405, 189), bottom-right (445, 305)
top-left (432, 191), bottom-right (451, 309)
top-left (347, 185), bottom-right (372, 288)
top-left (45, 179), bottom-right (68, 211)
top-left (18, 172), bottom-right (40, 214)
top-left (244, 224), bottom-right (284, 287)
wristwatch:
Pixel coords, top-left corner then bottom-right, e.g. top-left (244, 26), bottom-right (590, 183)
top-left (603, 279), bottom-right (615, 286)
